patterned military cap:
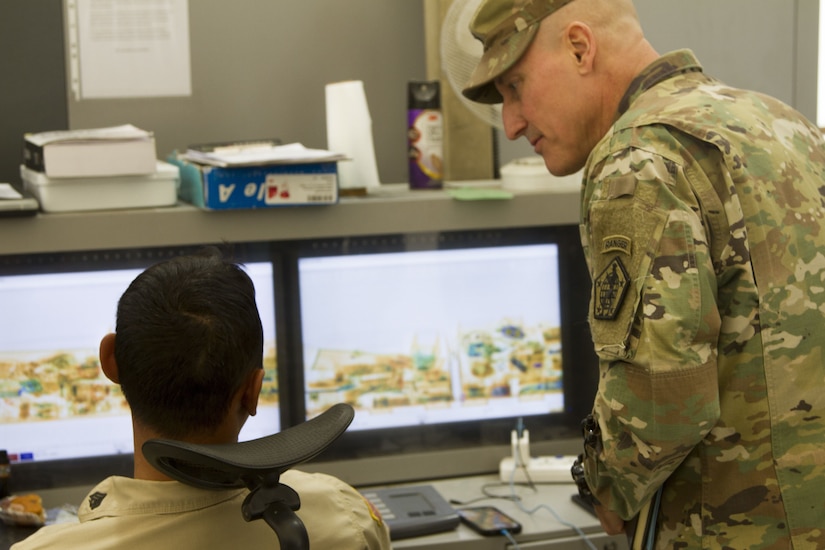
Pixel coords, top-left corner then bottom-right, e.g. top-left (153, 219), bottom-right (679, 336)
top-left (462, 0), bottom-right (575, 104)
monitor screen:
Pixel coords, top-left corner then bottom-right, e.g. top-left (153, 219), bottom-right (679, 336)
top-left (284, 227), bottom-right (596, 462)
top-left (0, 256), bottom-right (278, 470)
top-left (298, 244), bottom-right (564, 431)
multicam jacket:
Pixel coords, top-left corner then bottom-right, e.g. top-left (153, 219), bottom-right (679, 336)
top-left (580, 49), bottom-right (825, 549)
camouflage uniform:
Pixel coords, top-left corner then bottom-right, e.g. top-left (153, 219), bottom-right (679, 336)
top-left (580, 49), bottom-right (825, 548)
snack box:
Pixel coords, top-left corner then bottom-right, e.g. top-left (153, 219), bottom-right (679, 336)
top-left (21, 161), bottom-right (178, 213)
top-left (169, 155), bottom-right (339, 210)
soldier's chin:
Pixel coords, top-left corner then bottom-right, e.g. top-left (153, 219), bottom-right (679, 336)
top-left (545, 156), bottom-right (585, 178)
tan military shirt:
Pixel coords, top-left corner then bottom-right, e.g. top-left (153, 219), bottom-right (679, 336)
top-left (11, 470), bottom-right (391, 549)
top-left (580, 50), bottom-right (825, 548)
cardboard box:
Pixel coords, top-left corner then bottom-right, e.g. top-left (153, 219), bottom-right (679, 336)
top-left (21, 161), bottom-right (178, 213)
top-left (170, 156), bottom-right (339, 210)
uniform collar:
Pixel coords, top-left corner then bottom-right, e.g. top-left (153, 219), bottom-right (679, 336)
top-left (79, 476), bottom-right (244, 521)
top-left (616, 49), bottom-right (704, 117)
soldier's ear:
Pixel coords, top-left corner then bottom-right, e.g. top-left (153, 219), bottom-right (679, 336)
top-left (100, 333), bottom-right (119, 384)
top-left (241, 368), bottom-right (264, 417)
top-left (564, 21), bottom-right (595, 74)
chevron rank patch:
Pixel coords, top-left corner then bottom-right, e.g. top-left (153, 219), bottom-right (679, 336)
top-left (594, 256), bottom-right (630, 320)
top-left (88, 491), bottom-right (107, 510)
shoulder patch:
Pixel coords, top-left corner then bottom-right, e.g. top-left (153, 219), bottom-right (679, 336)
top-left (594, 256), bottom-right (630, 320)
top-left (88, 491), bottom-right (107, 510)
top-left (601, 235), bottom-right (632, 255)
top-left (362, 495), bottom-right (384, 526)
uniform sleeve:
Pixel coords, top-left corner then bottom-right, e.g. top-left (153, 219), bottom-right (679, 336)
top-left (580, 145), bottom-right (722, 520)
top-left (283, 470), bottom-right (391, 549)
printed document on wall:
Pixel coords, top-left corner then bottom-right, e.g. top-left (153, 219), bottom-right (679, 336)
top-left (67, 0), bottom-right (192, 99)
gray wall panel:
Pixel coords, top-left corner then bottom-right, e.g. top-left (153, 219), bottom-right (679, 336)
top-left (498, 0), bottom-right (818, 166)
top-left (635, 0), bottom-right (796, 108)
top-left (0, 0), bottom-right (68, 186)
top-left (67, 1), bottom-right (427, 185)
top-left (0, 2), bottom-right (819, 187)
top-left (795, 0), bottom-right (820, 122)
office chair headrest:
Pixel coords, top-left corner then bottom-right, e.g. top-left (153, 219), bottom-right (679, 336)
top-left (142, 402), bottom-right (354, 490)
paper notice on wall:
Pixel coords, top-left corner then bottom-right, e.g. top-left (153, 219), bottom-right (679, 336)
top-left (66, 0), bottom-right (192, 100)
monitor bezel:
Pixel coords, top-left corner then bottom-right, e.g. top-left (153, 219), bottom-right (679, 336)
top-left (275, 225), bottom-right (598, 464)
top-left (0, 242), bottom-right (280, 492)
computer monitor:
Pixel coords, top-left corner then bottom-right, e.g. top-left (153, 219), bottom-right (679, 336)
top-left (280, 226), bottom-right (597, 462)
top-left (0, 245), bottom-right (278, 489)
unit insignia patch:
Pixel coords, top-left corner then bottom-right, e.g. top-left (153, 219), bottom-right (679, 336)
top-left (594, 256), bottom-right (630, 320)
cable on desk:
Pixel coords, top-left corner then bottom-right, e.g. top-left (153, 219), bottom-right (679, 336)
top-left (514, 442), bottom-right (537, 488)
top-left (449, 481), bottom-right (536, 506)
top-left (505, 445), bottom-right (598, 550)
top-left (501, 528), bottom-right (521, 549)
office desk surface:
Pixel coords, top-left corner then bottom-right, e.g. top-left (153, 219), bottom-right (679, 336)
top-left (381, 475), bottom-right (627, 550)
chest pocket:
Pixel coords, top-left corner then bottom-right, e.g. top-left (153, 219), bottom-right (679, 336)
top-left (587, 193), bottom-right (669, 360)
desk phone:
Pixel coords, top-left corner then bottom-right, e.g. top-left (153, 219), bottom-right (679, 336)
top-left (360, 485), bottom-right (460, 540)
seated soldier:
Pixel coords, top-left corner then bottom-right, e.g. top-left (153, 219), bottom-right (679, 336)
top-left (13, 248), bottom-right (390, 550)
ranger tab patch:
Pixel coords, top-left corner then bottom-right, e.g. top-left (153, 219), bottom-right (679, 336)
top-left (594, 256), bottom-right (630, 320)
top-left (602, 235), bottom-right (631, 255)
